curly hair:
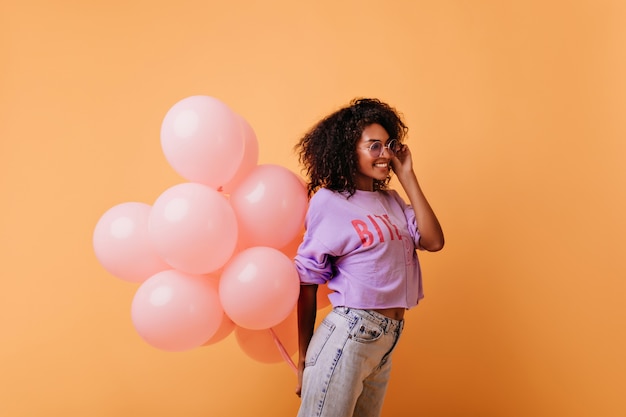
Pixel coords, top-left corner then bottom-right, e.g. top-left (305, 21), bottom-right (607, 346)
top-left (295, 98), bottom-right (408, 197)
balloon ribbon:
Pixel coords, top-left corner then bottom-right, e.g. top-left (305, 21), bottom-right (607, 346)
top-left (269, 328), bottom-right (297, 375)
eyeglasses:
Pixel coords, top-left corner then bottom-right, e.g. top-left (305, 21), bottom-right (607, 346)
top-left (362, 139), bottom-right (401, 157)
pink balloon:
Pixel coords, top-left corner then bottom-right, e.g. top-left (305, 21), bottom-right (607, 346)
top-left (202, 313), bottom-right (236, 346)
top-left (93, 202), bottom-right (169, 283)
top-left (219, 115), bottom-right (259, 194)
top-left (160, 96), bottom-right (245, 188)
top-left (279, 230), bottom-right (305, 259)
top-left (131, 270), bottom-right (224, 352)
top-left (202, 275), bottom-right (236, 346)
top-left (148, 182), bottom-right (237, 274)
top-left (219, 246), bottom-right (300, 330)
top-left (276, 231), bottom-right (331, 308)
top-left (230, 164), bottom-right (308, 249)
top-left (235, 308), bottom-right (298, 364)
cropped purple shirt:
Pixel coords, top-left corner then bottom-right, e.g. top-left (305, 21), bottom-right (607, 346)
top-left (294, 188), bottom-right (423, 310)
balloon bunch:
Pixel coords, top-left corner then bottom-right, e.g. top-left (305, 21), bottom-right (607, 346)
top-left (93, 96), bottom-right (329, 371)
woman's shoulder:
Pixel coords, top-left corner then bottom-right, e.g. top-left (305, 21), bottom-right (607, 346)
top-left (378, 188), bottom-right (408, 208)
top-left (307, 189), bottom-right (350, 220)
top-left (310, 188), bottom-right (344, 204)
top-left (381, 188), bottom-right (401, 200)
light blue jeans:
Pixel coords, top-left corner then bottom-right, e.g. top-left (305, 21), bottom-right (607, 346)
top-left (297, 307), bottom-right (404, 417)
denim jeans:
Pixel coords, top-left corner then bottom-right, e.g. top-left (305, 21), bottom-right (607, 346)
top-left (297, 307), bottom-right (404, 417)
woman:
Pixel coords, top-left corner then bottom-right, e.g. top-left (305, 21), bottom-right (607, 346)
top-left (294, 98), bottom-right (444, 417)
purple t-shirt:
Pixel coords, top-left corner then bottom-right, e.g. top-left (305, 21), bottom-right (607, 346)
top-left (295, 188), bottom-right (423, 309)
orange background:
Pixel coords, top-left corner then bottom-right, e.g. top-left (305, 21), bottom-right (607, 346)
top-left (1, 1), bottom-right (625, 416)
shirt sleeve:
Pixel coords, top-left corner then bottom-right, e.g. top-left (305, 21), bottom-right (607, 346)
top-left (389, 190), bottom-right (423, 250)
top-left (294, 234), bottom-right (334, 285)
top-left (294, 189), bottom-right (337, 284)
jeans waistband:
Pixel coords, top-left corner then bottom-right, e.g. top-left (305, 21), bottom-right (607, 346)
top-left (334, 307), bottom-right (404, 333)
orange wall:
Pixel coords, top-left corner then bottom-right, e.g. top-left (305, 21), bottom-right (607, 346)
top-left (1, 1), bottom-right (625, 416)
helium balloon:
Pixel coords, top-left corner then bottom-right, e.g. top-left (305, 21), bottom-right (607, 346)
top-left (93, 202), bottom-right (168, 282)
top-left (230, 164), bottom-right (308, 249)
top-left (219, 114), bottom-right (259, 194)
top-left (131, 270), bottom-right (224, 352)
top-left (220, 246), bottom-right (299, 330)
top-left (202, 274), bottom-right (236, 346)
top-left (235, 308), bottom-right (298, 364)
top-left (149, 182), bottom-right (237, 274)
top-left (160, 95), bottom-right (244, 188)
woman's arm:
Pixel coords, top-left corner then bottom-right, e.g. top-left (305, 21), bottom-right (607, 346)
top-left (391, 144), bottom-right (445, 252)
top-left (296, 284), bottom-right (318, 397)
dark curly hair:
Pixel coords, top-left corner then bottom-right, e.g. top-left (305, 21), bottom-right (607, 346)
top-left (295, 98), bottom-right (408, 197)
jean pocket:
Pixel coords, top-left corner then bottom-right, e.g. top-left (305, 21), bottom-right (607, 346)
top-left (305, 318), bottom-right (336, 367)
top-left (351, 318), bottom-right (385, 343)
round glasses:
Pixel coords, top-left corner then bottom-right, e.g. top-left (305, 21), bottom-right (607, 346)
top-left (362, 139), bottom-right (401, 157)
